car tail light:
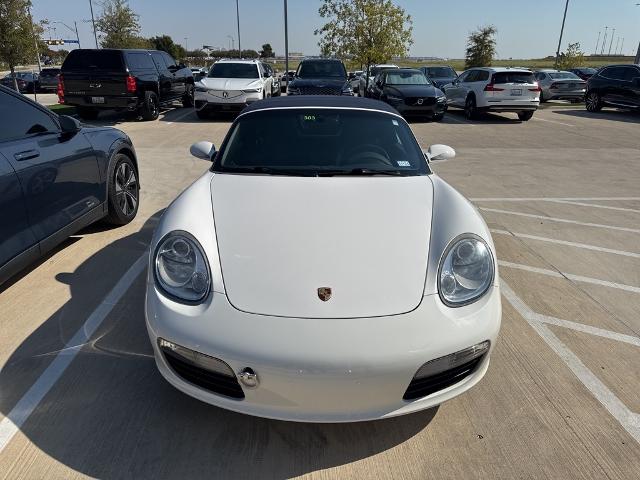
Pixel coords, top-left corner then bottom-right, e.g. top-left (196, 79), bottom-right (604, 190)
top-left (484, 83), bottom-right (504, 92)
top-left (57, 74), bottom-right (65, 103)
top-left (529, 84), bottom-right (542, 92)
top-left (126, 74), bottom-right (137, 93)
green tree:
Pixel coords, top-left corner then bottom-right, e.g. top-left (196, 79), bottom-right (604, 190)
top-left (315, 0), bottom-right (413, 95)
top-left (557, 42), bottom-right (585, 70)
top-left (0, 0), bottom-right (44, 90)
top-left (95, 0), bottom-right (142, 48)
top-left (260, 43), bottom-right (274, 58)
top-left (465, 25), bottom-right (497, 68)
top-left (149, 35), bottom-right (185, 60)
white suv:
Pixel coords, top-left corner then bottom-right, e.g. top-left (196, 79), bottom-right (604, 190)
top-left (443, 67), bottom-right (540, 121)
top-left (194, 59), bottom-right (274, 118)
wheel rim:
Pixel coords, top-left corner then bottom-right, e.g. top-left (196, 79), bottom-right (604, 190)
top-left (187, 85), bottom-right (194, 103)
top-left (150, 96), bottom-right (158, 116)
top-left (586, 93), bottom-right (598, 110)
top-left (465, 99), bottom-right (474, 117)
top-left (115, 163), bottom-right (138, 216)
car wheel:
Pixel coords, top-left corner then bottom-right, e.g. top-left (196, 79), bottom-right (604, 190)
top-left (433, 112), bottom-right (445, 122)
top-left (539, 91), bottom-right (546, 103)
top-left (518, 111), bottom-right (534, 121)
top-left (141, 91), bottom-right (160, 121)
top-left (182, 84), bottom-right (195, 107)
top-left (585, 91), bottom-right (602, 112)
top-left (464, 96), bottom-right (478, 120)
top-left (105, 154), bottom-right (139, 225)
top-left (77, 106), bottom-right (99, 120)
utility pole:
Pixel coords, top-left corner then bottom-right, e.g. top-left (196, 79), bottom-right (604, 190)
top-left (235, 0), bottom-right (241, 58)
top-left (554, 0), bottom-right (570, 69)
top-left (608, 28), bottom-right (615, 55)
top-left (636, 4), bottom-right (640, 64)
top-left (88, 0), bottom-right (98, 48)
top-left (614, 37), bottom-right (620, 56)
top-left (27, 7), bottom-right (42, 74)
top-left (619, 38), bottom-right (624, 56)
top-left (601, 27), bottom-right (608, 55)
top-left (75, 21), bottom-right (81, 48)
top-left (284, 0), bottom-right (289, 89)
top-left (594, 30), bottom-right (601, 55)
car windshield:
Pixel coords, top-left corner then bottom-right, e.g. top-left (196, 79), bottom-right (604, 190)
top-left (297, 61), bottom-right (346, 78)
top-left (386, 71), bottom-right (430, 85)
top-left (62, 50), bottom-right (123, 70)
top-left (208, 63), bottom-right (259, 79)
top-left (492, 72), bottom-right (535, 84)
top-left (370, 66), bottom-right (397, 77)
top-left (578, 68), bottom-right (597, 74)
top-left (424, 67), bottom-right (456, 77)
top-left (214, 109), bottom-right (428, 176)
top-left (549, 72), bottom-right (580, 79)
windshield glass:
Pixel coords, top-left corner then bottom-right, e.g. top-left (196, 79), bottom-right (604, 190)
top-left (386, 71), bottom-right (430, 85)
top-left (549, 72), bottom-right (580, 79)
top-left (62, 50), bottom-right (123, 70)
top-left (297, 61), bottom-right (346, 79)
top-left (424, 67), bottom-right (456, 77)
top-left (208, 63), bottom-right (259, 79)
top-left (492, 72), bottom-right (535, 84)
top-left (214, 109), bottom-right (428, 176)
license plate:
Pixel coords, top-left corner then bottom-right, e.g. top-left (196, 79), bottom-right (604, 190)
top-left (91, 96), bottom-right (105, 104)
top-left (511, 89), bottom-right (522, 96)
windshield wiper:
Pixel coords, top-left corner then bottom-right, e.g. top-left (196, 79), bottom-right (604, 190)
top-left (218, 166), bottom-right (316, 176)
top-left (317, 168), bottom-right (405, 176)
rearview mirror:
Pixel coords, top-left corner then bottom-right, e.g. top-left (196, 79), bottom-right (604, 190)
top-left (190, 141), bottom-right (216, 161)
top-left (426, 144), bottom-right (456, 162)
top-left (59, 115), bottom-right (81, 134)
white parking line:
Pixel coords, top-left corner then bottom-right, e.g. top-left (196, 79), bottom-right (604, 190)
top-left (501, 281), bottom-right (640, 443)
top-left (480, 207), bottom-right (640, 234)
top-left (499, 260), bottom-right (640, 294)
top-left (472, 197), bottom-right (640, 202)
top-left (491, 229), bottom-right (640, 259)
top-left (545, 199), bottom-right (640, 214)
top-left (0, 253), bottom-right (148, 454)
top-left (532, 116), bottom-right (575, 127)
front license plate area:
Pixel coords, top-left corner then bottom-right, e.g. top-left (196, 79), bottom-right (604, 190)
top-left (511, 89), bottom-right (522, 96)
top-left (91, 96), bottom-right (105, 104)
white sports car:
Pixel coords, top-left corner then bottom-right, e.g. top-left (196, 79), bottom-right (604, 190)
top-left (145, 96), bottom-right (501, 422)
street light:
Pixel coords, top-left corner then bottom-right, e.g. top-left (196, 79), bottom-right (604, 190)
top-left (284, 0), bottom-right (289, 89)
top-left (52, 21), bottom-right (81, 48)
top-left (88, 0), bottom-right (98, 48)
top-left (235, 0), bottom-right (241, 58)
top-left (554, 0), bottom-right (570, 69)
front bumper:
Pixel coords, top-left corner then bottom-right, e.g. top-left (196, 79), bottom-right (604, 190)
top-left (195, 90), bottom-right (262, 112)
top-left (146, 283), bottom-right (501, 422)
top-left (393, 101), bottom-right (447, 116)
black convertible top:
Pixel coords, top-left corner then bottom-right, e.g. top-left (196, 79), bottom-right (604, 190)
top-left (240, 95), bottom-right (400, 116)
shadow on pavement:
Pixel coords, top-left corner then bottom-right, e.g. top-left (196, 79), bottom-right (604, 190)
top-left (0, 210), bottom-right (438, 479)
top-left (552, 108), bottom-right (640, 124)
top-left (447, 109), bottom-right (523, 124)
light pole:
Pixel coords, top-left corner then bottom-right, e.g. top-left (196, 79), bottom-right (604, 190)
top-left (635, 4), bottom-right (640, 64)
top-left (284, 0), bottom-right (289, 88)
top-left (554, 0), bottom-right (570, 69)
top-left (594, 30), bottom-right (601, 55)
top-left (184, 37), bottom-right (188, 52)
top-left (235, 0), bottom-right (241, 58)
top-left (227, 35), bottom-right (235, 52)
top-left (601, 26), bottom-right (608, 55)
top-left (88, 0), bottom-right (98, 48)
top-left (53, 21), bottom-right (81, 48)
top-left (607, 28), bottom-right (616, 55)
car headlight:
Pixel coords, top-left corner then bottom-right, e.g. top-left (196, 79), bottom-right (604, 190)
top-left (287, 87), bottom-right (300, 95)
top-left (342, 85), bottom-right (353, 95)
top-left (154, 231), bottom-right (211, 303)
top-left (243, 87), bottom-right (262, 93)
top-left (438, 235), bottom-right (494, 307)
top-left (436, 95), bottom-right (447, 103)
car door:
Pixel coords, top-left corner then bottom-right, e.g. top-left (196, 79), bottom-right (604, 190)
top-left (150, 51), bottom-right (173, 101)
top-left (448, 71), bottom-right (471, 107)
top-left (0, 151), bottom-right (38, 277)
top-left (598, 67), bottom-right (625, 104)
top-left (621, 66), bottom-right (640, 107)
top-left (162, 52), bottom-right (185, 97)
top-left (0, 89), bottom-right (102, 245)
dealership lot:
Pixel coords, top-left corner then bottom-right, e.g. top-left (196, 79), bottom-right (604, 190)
top-left (1, 105), bottom-right (639, 478)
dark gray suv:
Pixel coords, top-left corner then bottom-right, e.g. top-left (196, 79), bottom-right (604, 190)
top-left (585, 64), bottom-right (640, 112)
top-left (286, 58), bottom-right (352, 96)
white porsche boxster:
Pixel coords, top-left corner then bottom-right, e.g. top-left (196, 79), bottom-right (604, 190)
top-left (145, 96), bottom-right (501, 422)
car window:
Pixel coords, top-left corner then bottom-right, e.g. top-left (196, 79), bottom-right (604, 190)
top-left (40, 68), bottom-right (60, 76)
top-left (125, 52), bottom-right (155, 70)
top-left (297, 61), bottom-right (346, 79)
top-left (549, 72), bottom-right (580, 79)
top-left (0, 91), bottom-right (58, 142)
top-left (457, 71), bottom-right (471, 83)
top-left (601, 67), bottom-right (625, 80)
top-left (424, 67), bottom-right (456, 77)
top-left (62, 49), bottom-right (124, 71)
top-left (622, 67), bottom-right (640, 82)
top-left (151, 52), bottom-right (168, 72)
top-left (214, 109), bottom-right (428, 176)
top-left (385, 71), bottom-right (430, 85)
top-left (476, 71), bottom-right (490, 81)
top-left (208, 63), bottom-right (259, 79)
top-left (161, 52), bottom-right (177, 69)
top-left (492, 72), bottom-right (535, 84)
top-left (465, 71), bottom-right (480, 82)
top-left (535, 72), bottom-right (546, 80)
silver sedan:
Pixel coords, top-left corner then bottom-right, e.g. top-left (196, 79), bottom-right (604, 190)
top-left (534, 70), bottom-right (586, 103)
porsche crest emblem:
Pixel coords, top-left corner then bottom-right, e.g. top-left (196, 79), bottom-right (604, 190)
top-left (317, 287), bottom-right (332, 302)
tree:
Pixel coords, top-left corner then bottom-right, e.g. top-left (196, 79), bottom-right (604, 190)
top-left (0, 0), bottom-right (44, 90)
top-left (260, 43), bottom-right (274, 58)
top-left (557, 42), bottom-right (585, 70)
top-left (95, 0), bottom-right (142, 49)
top-left (149, 35), bottom-right (185, 60)
top-left (315, 0), bottom-right (413, 95)
top-left (465, 25), bottom-right (497, 68)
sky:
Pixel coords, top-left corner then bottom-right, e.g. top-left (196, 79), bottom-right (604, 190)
top-left (31, 0), bottom-right (640, 59)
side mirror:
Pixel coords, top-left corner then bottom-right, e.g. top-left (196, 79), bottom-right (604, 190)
top-left (59, 115), bottom-right (81, 134)
top-left (426, 144), bottom-right (456, 162)
top-left (190, 141), bottom-right (216, 161)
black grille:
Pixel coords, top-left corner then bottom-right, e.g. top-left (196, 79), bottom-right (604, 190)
top-left (162, 348), bottom-right (245, 399)
top-left (405, 97), bottom-right (436, 106)
top-left (299, 86), bottom-right (342, 95)
top-left (403, 355), bottom-right (485, 400)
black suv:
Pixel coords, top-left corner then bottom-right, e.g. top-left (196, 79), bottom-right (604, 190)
top-left (286, 58), bottom-right (352, 96)
top-left (585, 64), bottom-right (640, 112)
top-left (60, 49), bottom-right (194, 121)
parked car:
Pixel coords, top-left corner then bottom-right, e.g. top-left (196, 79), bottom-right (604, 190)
top-left (358, 64), bottom-right (398, 97)
top-left (190, 67), bottom-right (207, 82)
top-left (286, 58), bottom-right (352, 96)
top-left (194, 59), bottom-right (274, 118)
top-left (60, 48), bottom-right (194, 121)
top-left (443, 67), bottom-right (540, 121)
top-left (38, 68), bottom-right (61, 92)
top-left (146, 95), bottom-right (501, 422)
top-left (1, 72), bottom-right (39, 93)
top-left (533, 70), bottom-right (586, 102)
top-left (280, 70), bottom-right (295, 92)
top-left (368, 68), bottom-right (447, 120)
top-left (263, 63), bottom-right (281, 97)
top-left (568, 67), bottom-right (599, 81)
top-left (419, 65), bottom-right (458, 89)
top-left (0, 85), bottom-right (139, 286)
top-left (348, 70), bottom-right (363, 93)
top-left (585, 64), bottom-right (640, 112)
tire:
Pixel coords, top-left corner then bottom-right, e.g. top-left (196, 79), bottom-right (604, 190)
top-left (585, 91), bottom-right (602, 112)
top-left (105, 154), bottom-right (139, 225)
top-left (182, 84), bottom-right (194, 107)
top-left (141, 91), bottom-right (160, 121)
top-left (433, 112), bottom-right (445, 122)
top-left (77, 107), bottom-right (99, 120)
top-left (196, 109), bottom-right (209, 119)
top-left (518, 111), bottom-right (534, 121)
top-left (464, 96), bottom-right (478, 120)
top-left (539, 91), bottom-right (547, 103)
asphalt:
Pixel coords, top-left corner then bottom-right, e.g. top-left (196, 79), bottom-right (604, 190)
top-left (1, 102), bottom-right (639, 479)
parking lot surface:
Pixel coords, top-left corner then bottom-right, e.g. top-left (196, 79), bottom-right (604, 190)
top-left (1, 104), bottom-right (639, 479)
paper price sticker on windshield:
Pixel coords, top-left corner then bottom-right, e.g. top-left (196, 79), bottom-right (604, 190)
top-left (397, 161), bottom-right (410, 167)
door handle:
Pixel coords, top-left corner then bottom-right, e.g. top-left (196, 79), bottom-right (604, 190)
top-left (14, 149), bottom-right (40, 161)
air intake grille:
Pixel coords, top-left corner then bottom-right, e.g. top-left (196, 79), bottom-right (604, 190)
top-left (299, 86), bottom-right (343, 95)
top-left (405, 97), bottom-right (436, 106)
top-left (403, 355), bottom-right (485, 400)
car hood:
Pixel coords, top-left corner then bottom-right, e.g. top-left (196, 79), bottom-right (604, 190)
top-left (385, 84), bottom-right (440, 97)
top-left (289, 78), bottom-right (347, 88)
top-left (198, 77), bottom-right (262, 90)
top-left (211, 174), bottom-right (433, 318)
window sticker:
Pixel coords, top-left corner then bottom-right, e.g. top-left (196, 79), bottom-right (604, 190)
top-left (397, 160), bottom-right (410, 167)
top-left (392, 119), bottom-right (399, 126)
